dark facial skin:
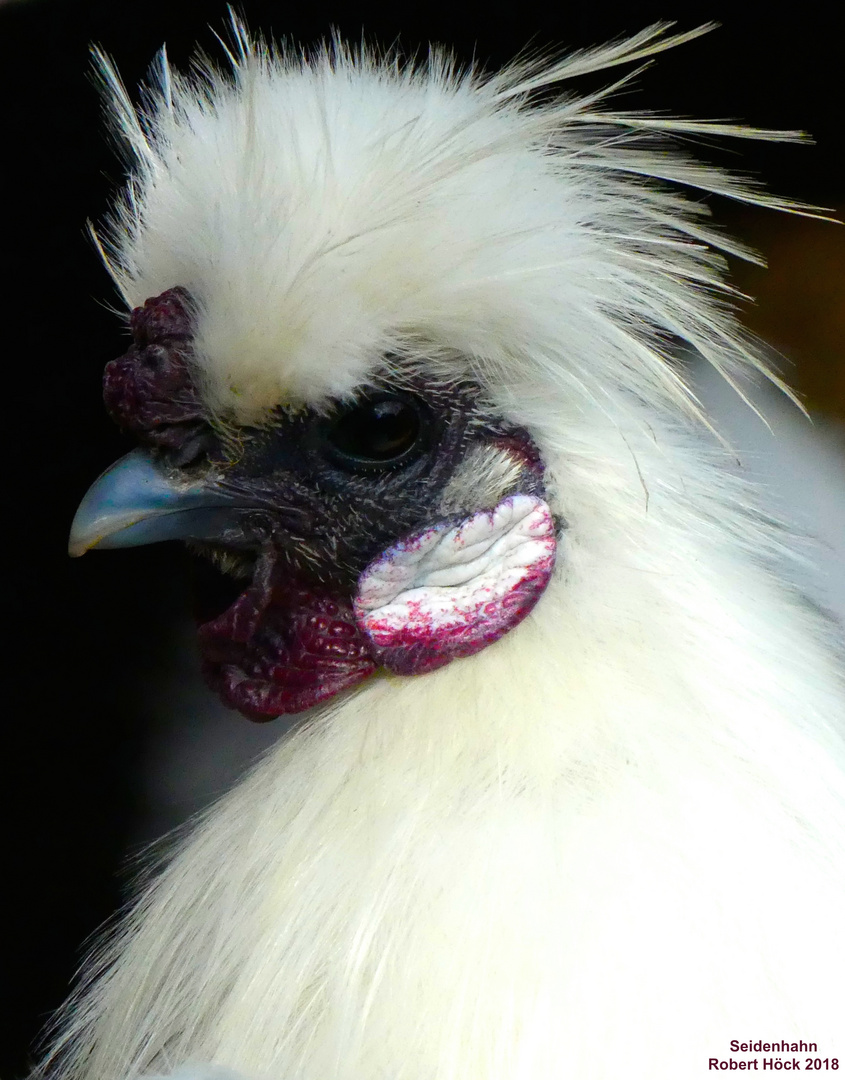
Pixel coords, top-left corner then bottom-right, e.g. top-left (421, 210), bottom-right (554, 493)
top-left (206, 383), bottom-right (496, 590)
top-left (103, 288), bottom-right (547, 719)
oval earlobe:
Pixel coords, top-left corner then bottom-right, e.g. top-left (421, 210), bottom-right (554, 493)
top-left (354, 494), bottom-right (557, 675)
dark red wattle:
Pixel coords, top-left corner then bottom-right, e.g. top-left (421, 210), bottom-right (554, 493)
top-left (197, 553), bottom-right (377, 720)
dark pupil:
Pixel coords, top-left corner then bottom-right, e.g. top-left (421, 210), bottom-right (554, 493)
top-left (329, 397), bottom-right (421, 463)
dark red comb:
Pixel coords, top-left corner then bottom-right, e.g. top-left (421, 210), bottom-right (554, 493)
top-left (103, 287), bottom-right (212, 460)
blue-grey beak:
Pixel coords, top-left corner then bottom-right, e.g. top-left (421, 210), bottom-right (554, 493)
top-left (68, 449), bottom-right (238, 557)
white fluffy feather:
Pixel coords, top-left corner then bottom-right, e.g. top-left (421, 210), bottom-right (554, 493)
top-left (44, 21), bottom-right (845, 1080)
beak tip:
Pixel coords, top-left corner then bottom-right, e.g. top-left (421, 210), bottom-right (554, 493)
top-left (68, 523), bottom-right (98, 557)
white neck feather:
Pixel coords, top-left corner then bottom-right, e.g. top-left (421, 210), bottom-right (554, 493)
top-left (53, 412), bottom-right (845, 1080)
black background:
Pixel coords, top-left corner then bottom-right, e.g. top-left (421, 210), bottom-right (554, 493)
top-left (4, 0), bottom-right (841, 1073)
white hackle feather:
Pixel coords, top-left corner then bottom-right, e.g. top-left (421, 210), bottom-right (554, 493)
top-left (43, 20), bottom-right (845, 1080)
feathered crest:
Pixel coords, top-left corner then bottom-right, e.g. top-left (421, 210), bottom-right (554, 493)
top-left (89, 18), bottom-right (823, 434)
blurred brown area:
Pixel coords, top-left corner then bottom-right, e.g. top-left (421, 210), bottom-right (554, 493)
top-left (724, 206), bottom-right (845, 420)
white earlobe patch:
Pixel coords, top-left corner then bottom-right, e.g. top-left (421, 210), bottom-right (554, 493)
top-left (354, 494), bottom-right (557, 675)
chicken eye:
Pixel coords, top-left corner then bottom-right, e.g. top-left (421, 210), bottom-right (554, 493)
top-left (323, 395), bottom-right (428, 471)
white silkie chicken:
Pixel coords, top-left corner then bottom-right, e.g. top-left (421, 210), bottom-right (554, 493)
top-left (51, 19), bottom-right (845, 1080)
